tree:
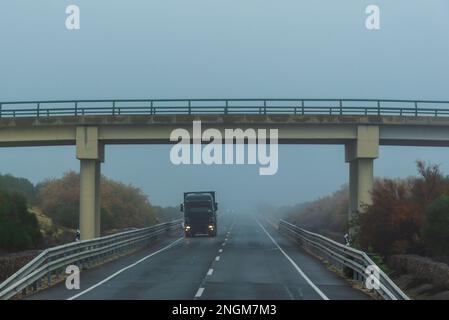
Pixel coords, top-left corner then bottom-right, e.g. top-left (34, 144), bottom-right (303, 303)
top-left (37, 171), bottom-right (158, 232)
top-left (0, 173), bottom-right (37, 204)
top-left (0, 191), bottom-right (42, 250)
top-left (423, 195), bottom-right (449, 257)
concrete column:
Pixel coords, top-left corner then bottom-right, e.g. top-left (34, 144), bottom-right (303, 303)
top-left (348, 158), bottom-right (374, 216)
top-left (345, 125), bottom-right (379, 227)
top-left (348, 159), bottom-right (358, 217)
top-left (94, 160), bottom-right (101, 237)
top-left (76, 127), bottom-right (104, 240)
top-left (79, 159), bottom-right (100, 240)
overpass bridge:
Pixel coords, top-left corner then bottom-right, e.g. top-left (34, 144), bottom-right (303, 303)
top-left (1, 98), bottom-right (449, 240)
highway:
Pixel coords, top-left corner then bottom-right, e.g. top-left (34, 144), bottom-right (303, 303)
top-left (28, 214), bottom-right (370, 300)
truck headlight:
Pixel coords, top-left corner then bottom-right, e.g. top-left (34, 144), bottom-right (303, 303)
top-left (208, 225), bottom-right (214, 230)
top-left (185, 225), bottom-right (191, 231)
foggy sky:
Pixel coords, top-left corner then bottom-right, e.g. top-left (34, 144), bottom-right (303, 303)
top-left (0, 1), bottom-right (449, 211)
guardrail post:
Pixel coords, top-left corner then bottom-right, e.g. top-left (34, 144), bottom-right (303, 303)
top-left (263, 100), bottom-right (267, 115)
top-left (150, 100), bottom-right (154, 115)
top-left (0, 103), bottom-right (2, 118)
top-left (415, 101), bottom-right (418, 116)
top-left (112, 101), bottom-right (116, 116)
top-left (75, 102), bottom-right (78, 116)
top-left (225, 100), bottom-right (228, 114)
top-left (377, 101), bottom-right (381, 115)
top-left (47, 271), bottom-right (51, 287)
top-left (301, 100), bottom-right (305, 115)
top-left (37, 103), bottom-right (40, 117)
top-left (188, 100), bottom-right (192, 114)
top-left (339, 100), bottom-right (343, 115)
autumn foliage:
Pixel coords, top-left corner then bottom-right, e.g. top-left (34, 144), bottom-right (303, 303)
top-left (358, 161), bottom-right (449, 257)
top-left (285, 161), bottom-right (449, 259)
top-left (38, 171), bottom-right (158, 233)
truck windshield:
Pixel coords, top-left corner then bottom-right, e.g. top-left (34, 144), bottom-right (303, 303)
top-left (186, 201), bottom-right (212, 208)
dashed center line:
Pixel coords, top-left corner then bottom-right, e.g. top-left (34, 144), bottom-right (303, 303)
top-left (215, 256), bottom-right (220, 261)
top-left (207, 268), bottom-right (214, 276)
top-left (195, 287), bottom-right (205, 298)
top-left (219, 249), bottom-right (223, 253)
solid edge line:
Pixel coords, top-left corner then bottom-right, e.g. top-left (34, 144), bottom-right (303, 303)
top-left (255, 218), bottom-right (330, 300)
top-left (195, 287), bottom-right (205, 298)
top-left (67, 237), bottom-right (184, 300)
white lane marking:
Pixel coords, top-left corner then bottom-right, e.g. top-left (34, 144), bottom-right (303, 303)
top-left (222, 243), bottom-right (226, 246)
top-left (207, 268), bottom-right (214, 276)
top-left (255, 219), bottom-right (330, 300)
top-left (195, 287), bottom-right (205, 298)
top-left (219, 249), bottom-right (223, 253)
top-left (215, 256), bottom-right (220, 261)
top-left (67, 237), bottom-right (183, 300)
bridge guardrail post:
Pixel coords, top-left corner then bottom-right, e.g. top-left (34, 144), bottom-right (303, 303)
top-left (75, 102), bottom-right (78, 116)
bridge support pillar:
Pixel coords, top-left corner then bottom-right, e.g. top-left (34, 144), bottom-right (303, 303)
top-left (345, 126), bottom-right (379, 233)
top-left (76, 127), bottom-right (104, 240)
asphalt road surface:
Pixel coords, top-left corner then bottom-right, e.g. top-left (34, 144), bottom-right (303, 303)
top-left (28, 214), bottom-right (370, 300)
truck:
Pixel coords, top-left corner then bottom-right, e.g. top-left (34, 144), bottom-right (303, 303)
top-left (181, 191), bottom-right (218, 237)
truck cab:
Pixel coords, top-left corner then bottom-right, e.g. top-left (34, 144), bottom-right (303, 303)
top-left (181, 191), bottom-right (218, 237)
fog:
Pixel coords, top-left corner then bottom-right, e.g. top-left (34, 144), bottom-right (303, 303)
top-left (0, 1), bottom-right (448, 212)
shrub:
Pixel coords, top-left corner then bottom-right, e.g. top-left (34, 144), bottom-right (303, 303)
top-left (0, 191), bottom-right (42, 250)
top-left (423, 195), bottom-right (449, 257)
top-left (38, 171), bottom-right (158, 232)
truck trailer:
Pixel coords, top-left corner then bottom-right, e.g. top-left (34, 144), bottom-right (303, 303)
top-left (181, 191), bottom-right (218, 237)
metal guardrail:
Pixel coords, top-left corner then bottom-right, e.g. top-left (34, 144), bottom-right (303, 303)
top-left (278, 220), bottom-right (410, 300)
top-left (0, 219), bottom-right (182, 300)
top-left (0, 99), bottom-right (449, 118)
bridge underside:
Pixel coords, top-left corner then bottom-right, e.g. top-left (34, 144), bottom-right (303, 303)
top-left (1, 114), bottom-right (449, 239)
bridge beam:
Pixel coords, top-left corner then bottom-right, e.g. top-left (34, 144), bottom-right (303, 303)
top-left (76, 127), bottom-right (104, 240)
top-left (345, 126), bottom-right (379, 229)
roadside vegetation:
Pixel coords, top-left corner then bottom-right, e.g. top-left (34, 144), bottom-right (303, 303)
top-left (0, 172), bottom-right (179, 252)
top-left (273, 161), bottom-right (449, 263)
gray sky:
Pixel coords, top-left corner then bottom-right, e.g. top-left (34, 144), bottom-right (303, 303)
top-left (0, 1), bottom-right (449, 211)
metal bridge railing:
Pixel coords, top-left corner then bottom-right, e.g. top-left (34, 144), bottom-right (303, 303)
top-left (0, 219), bottom-right (182, 300)
top-left (278, 219), bottom-right (410, 300)
top-left (0, 99), bottom-right (449, 118)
